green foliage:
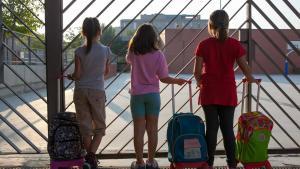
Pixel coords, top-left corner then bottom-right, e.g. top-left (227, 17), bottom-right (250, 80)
top-left (64, 25), bottom-right (129, 66)
top-left (64, 27), bottom-right (83, 49)
top-left (101, 26), bottom-right (128, 59)
top-left (3, 0), bottom-right (43, 34)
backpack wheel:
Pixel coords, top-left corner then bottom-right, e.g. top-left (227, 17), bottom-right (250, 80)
top-left (264, 160), bottom-right (272, 169)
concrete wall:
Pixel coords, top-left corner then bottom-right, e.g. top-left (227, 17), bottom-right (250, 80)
top-left (163, 29), bottom-right (300, 74)
top-left (0, 63), bottom-right (117, 97)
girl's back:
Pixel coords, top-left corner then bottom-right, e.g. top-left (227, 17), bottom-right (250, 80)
top-left (75, 43), bottom-right (110, 91)
top-left (127, 50), bottom-right (168, 95)
top-left (196, 37), bottom-right (244, 83)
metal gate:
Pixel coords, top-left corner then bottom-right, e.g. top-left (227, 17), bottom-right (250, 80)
top-left (0, 0), bottom-right (299, 157)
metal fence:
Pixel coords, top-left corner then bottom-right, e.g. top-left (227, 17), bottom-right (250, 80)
top-left (0, 0), bottom-right (299, 157)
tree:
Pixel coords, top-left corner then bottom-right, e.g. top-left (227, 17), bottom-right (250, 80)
top-left (3, 0), bottom-right (43, 34)
top-left (101, 25), bottom-right (128, 57)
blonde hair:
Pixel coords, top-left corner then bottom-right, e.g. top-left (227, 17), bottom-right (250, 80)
top-left (208, 10), bottom-right (229, 41)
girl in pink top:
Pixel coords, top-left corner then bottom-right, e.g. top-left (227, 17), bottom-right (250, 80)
top-left (126, 23), bottom-right (188, 169)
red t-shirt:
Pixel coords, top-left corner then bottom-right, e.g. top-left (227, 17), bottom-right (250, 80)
top-left (195, 37), bottom-right (246, 106)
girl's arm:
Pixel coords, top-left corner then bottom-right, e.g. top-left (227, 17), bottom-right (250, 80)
top-left (68, 55), bottom-right (81, 80)
top-left (237, 56), bottom-right (256, 83)
top-left (193, 56), bottom-right (203, 87)
top-left (160, 77), bottom-right (188, 85)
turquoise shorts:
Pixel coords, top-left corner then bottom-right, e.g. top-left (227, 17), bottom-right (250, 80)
top-left (130, 93), bottom-right (161, 118)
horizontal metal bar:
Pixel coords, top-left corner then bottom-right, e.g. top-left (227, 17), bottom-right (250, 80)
top-left (2, 25), bottom-right (45, 64)
top-left (0, 96), bottom-right (48, 142)
top-left (16, 0), bottom-right (45, 25)
top-left (251, 20), bottom-right (297, 68)
top-left (63, 0), bottom-right (96, 33)
top-left (0, 130), bottom-right (22, 153)
top-left (63, 0), bottom-right (76, 13)
top-left (3, 82), bottom-right (48, 123)
top-left (4, 63), bottom-right (47, 103)
top-left (0, 114), bottom-right (41, 153)
top-left (3, 43), bottom-right (46, 84)
top-left (97, 148), bottom-right (300, 159)
top-left (2, 3), bottom-right (45, 45)
top-left (253, 41), bottom-right (300, 93)
top-left (251, 1), bottom-right (300, 56)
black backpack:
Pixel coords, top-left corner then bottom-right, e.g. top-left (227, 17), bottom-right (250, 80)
top-left (48, 112), bottom-right (84, 160)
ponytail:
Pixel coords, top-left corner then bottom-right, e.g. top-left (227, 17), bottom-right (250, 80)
top-left (216, 27), bottom-right (228, 41)
top-left (82, 17), bottom-right (101, 54)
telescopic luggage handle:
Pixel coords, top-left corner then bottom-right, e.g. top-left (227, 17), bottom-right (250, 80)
top-left (241, 78), bottom-right (262, 114)
top-left (171, 81), bottom-right (193, 115)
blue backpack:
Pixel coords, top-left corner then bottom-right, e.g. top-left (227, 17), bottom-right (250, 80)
top-left (167, 112), bottom-right (208, 163)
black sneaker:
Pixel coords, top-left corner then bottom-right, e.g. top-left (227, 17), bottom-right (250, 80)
top-left (131, 161), bottom-right (146, 169)
top-left (146, 159), bottom-right (159, 169)
top-left (83, 162), bottom-right (91, 169)
top-left (85, 152), bottom-right (98, 169)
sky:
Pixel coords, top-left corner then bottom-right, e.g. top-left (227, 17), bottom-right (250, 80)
top-left (44, 0), bottom-right (300, 35)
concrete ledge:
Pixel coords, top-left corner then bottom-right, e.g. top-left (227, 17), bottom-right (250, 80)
top-left (0, 154), bottom-right (299, 168)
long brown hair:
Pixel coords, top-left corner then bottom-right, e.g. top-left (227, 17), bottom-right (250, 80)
top-left (128, 23), bottom-right (161, 55)
top-left (82, 17), bottom-right (101, 54)
top-left (208, 10), bottom-right (229, 41)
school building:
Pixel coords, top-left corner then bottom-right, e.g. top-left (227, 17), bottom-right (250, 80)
top-left (161, 29), bottom-right (300, 74)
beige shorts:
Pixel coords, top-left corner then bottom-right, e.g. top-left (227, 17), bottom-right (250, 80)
top-left (73, 88), bottom-right (106, 137)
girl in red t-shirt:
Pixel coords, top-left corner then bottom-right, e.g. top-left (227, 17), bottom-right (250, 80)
top-left (193, 10), bottom-right (257, 169)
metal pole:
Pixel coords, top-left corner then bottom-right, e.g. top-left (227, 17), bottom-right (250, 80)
top-left (284, 50), bottom-right (294, 75)
top-left (45, 0), bottom-right (64, 124)
top-left (0, 0), bottom-right (3, 83)
top-left (246, 0), bottom-right (252, 112)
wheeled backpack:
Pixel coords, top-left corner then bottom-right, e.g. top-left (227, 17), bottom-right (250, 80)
top-left (167, 82), bottom-right (208, 169)
top-left (235, 79), bottom-right (273, 169)
top-left (48, 112), bottom-right (84, 160)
